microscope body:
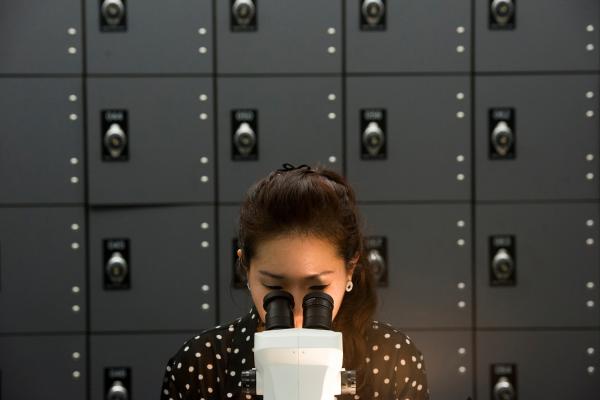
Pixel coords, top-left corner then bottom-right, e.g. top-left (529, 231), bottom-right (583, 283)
top-left (254, 328), bottom-right (343, 400)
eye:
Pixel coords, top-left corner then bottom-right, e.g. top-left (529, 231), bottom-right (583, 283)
top-left (310, 285), bottom-right (329, 291)
top-left (263, 284), bottom-right (282, 290)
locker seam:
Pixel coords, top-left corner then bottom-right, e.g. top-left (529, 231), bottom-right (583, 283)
top-left (212, 0), bottom-right (221, 326)
top-left (470, 0), bottom-right (476, 399)
top-left (341, 0), bottom-right (346, 177)
top-left (80, 0), bottom-right (91, 399)
top-left (4, 71), bottom-right (600, 78)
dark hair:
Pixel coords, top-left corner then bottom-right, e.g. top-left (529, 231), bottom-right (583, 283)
top-left (236, 163), bottom-right (377, 388)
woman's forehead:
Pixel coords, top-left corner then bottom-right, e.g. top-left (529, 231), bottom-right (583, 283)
top-left (254, 234), bottom-right (338, 258)
top-left (252, 234), bottom-right (344, 275)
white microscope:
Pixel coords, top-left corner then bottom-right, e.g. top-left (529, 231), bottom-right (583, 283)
top-left (241, 290), bottom-right (356, 400)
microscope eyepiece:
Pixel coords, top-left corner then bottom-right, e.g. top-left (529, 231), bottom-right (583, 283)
top-left (302, 291), bottom-right (334, 330)
top-left (263, 290), bottom-right (295, 330)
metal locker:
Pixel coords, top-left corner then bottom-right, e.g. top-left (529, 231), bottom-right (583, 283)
top-left (476, 331), bottom-right (600, 399)
top-left (404, 330), bottom-right (473, 400)
top-left (362, 204), bottom-right (472, 329)
top-left (217, 205), bottom-right (254, 325)
top-left (216, 0), bottom-right (341, 74)
top-left (476, 203), bottom-right (600, 328)
top-left (0, 78), bottom-right (84, 205)
top-left (86, 0), bottom-right (212, 74)
top-left (0, 335), bottom-right (86, 400)
top-left (475, 75), bottom-right (600, 201)
top-left (86, 78), bottom-right (214, 205)
top-left (346, 0), bottom-right (471, 73)
top-left (217, 77), bottom-right (343, 203)
top-left (89, 206), bottom-right (216, 332)
top-left (475, 0), bottom-right (600, 72)
top-left (0, 207), bottom-right (85, 333)
top-left (90, 333), bottom-right (193, 400)
top-left (347, 76), bottom-right (471, 202)
top-left (0, 0), bottom-right (82, 74)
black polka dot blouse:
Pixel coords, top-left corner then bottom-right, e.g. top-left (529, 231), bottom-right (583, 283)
top-left (161, 307), bottom-right (430, 400)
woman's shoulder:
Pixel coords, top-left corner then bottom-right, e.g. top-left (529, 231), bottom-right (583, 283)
top-left (166, 313), bottom-right (251, 364)
top-left (365, 320), bottom-right (426, 362)
top-left (363, 321), bottom-right (430, 398)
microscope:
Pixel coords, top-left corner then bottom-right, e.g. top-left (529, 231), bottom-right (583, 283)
top-left (241, 290), bottom-right (356, 400)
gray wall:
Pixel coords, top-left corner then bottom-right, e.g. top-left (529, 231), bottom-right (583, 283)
top-left (0, 0), bottom-right (599, 399)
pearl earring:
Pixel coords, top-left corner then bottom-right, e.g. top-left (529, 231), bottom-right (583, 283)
top-left (345, 280), bottom-right (354, 292)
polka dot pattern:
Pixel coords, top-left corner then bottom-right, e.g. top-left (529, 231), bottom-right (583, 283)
top-left (160, 307), bottom-right (430, 399)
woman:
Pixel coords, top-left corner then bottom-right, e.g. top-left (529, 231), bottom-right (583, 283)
top-left (160, 163), bottom-right (430, 399)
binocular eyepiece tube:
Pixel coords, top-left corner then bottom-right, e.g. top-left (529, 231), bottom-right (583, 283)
top-left (263, 290), bottom-right (334, 330)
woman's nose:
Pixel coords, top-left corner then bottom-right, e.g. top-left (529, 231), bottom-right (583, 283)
top-left (292, 296), bottom-right (304, 328)
top-left (293, 308), bottom-right (303, 328)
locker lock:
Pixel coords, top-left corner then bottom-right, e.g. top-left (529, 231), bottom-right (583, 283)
top-left (104, 123), bottom-right (127, 159)
top-left (102, 110), bottom-right (129, 161)
top-left (102, 0), bottom-right (125, 25)
top-left (489, 108), bottom-right (515, 160)
top-left (490, 0), bottom-right (514, 26)
top-left (107, 380), bottom-right (129, 400)
top-left (368, 249), bottom-right (386, 283)
top-left (363, 122), bottom-right (385, 156)
top-left (491, 121), bottom-right (513, 157)
top-left (105, 367), bottom-right (131, 400)
top-left (232, 110), bottom-right (258, 160)
top-left (490, 0), bottom-right (515, 29)
top-left (231, 0), bottom-right (257, 30)
top-left (365, 236), bottom-right (388, 286)
top-left (361, 109), bottom-right (386, 159)
top-left (106, 252), bottom-right (129, 284)
top-left (493, 377), bottom-right (515, 400)
top-left (234, 123), bottom-right (256, 156)
top-left (491, 364), bottom-right (517, 400)
top-left (489, 235), bottom-right (516, 286)
top-left (103, 239), bottom-right (131, 290)
top-left (362, 0), bottom-right (385, 26)
top-left (491, 248), bottom-right (513, 281)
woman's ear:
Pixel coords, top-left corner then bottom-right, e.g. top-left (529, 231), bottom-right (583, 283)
top-left (237, 248), bottom-right (242, 259)
top-left (347, 252), bottom-right (360, 279)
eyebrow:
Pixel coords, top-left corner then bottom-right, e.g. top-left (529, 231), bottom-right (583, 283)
top-left (258, 270), bottom-right (334, 280)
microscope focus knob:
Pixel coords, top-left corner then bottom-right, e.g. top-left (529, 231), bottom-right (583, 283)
top-left (340, 369), bottom-right (357, 395)
top-left (241, 369), bottom-right (257, 395)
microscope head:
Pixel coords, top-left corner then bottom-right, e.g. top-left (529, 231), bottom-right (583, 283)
top-left (242, 291), bottom-right (356, 400)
